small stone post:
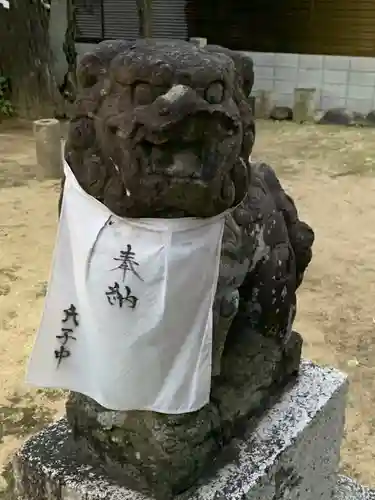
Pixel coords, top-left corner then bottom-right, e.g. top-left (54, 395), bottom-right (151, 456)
top-left (254, 90), bottom-right (273, 119)
top-left (189, 37), bottom-right (207, 48)
top-left (293, 88), bottom-right (316, 123)
top-left (33, 118), bottom-right (62, 180)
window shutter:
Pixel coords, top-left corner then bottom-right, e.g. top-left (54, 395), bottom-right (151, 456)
top-left (75, 0), bottom-right (103, 42)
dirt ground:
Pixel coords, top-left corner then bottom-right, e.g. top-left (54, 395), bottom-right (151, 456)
top-left (1, 119), bottom-right (375, 492)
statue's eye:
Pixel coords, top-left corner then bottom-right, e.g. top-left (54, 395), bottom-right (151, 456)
top-left (133, 83), bottom-right (153, 105)
top-left (205, 81), bottom-right (224, 104)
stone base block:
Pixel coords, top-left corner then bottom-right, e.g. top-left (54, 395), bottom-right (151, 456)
top-left (12, 361), bottom-right (347, 500)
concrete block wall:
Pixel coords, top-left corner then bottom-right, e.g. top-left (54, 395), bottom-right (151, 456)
top-left (248, 52), bottom-right (375, 113)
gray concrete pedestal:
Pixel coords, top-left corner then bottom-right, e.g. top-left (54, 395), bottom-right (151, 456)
top-left (10, 360), bottom-right (351, 500)
top-left (334, 476), bottom-right (375, 500)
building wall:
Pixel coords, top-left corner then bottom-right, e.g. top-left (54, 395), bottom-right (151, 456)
top-left (275, 0), bottom-right (375, 58)
top-left (188, 0), bottom-right (375, 58)
top-left (49, 0), bottom-right (375, 114)
top-left (57, 40), bottom-right (375, 114)
top-left (250, 52), bottom-right (375, 113)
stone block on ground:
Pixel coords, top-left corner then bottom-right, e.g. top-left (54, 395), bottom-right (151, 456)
top-left (270, 105), bottom-right (293, 121)
top-left (33, 118), bottom-right (62, 180)
top-left (319, 108), bottom-right (367, 127)
top-left (293, 88), bottom-right (316, 123)
top-left (254, 90), bottom-right (273, 119)
top-left (11, 360), bottom-right (348, 500)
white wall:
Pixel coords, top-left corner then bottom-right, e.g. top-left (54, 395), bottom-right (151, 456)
top-left (248, 52), bottom-right (375, 113)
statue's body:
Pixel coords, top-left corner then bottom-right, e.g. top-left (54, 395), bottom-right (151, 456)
top-left (63, 39), bottom-right (314, 498)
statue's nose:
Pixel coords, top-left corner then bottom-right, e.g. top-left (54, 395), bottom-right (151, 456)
top-left (155, 85), bottom-right (200, 117)
top-left (133, 84), bottom-right (240, 146)
top-left (133, 84), bottom-right (208, 137)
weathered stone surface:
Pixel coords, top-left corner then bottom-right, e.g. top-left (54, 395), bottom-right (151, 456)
top-left (58, 39), bottom-right (314, 496)
top-left (319, 108), bottom-right (366, 127)
top-left (293, 88), bottom-right (316, 124)
top-left (33, 118), bottom-right (62, 180)
top-left (313, 110), bottom-right (325, 123)
top-left (334, 476), bottom-right (375, 500)
top-left (253, 90), bottom-right (273, 119)
top-left (12, 361), bottom-right (348, 500)
top-left (65, 38), bottom-right (249, 218)
top-left (66, 330), bottom-right (302, 496)
top-left (270, 106), bottom-right (293, 121)
top-left (204, 44), bottom-right (255, 144)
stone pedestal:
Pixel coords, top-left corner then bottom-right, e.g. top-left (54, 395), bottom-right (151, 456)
top-left (254, 90), bottom-right (273, 119)
top-left (293, 88), bottom-right (316, 124)
top-left (11, 361), bottom-right (349, 500)
top-left (334, 476), bottom-right (375, 500)
top-left (33, 118), bottom-right (62, 180)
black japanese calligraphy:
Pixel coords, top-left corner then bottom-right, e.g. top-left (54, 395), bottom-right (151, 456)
top-left (123, 286), bottom-right (138, 309)
top-left (62, 304), bottom-right (79, 327)
top-left (112, 244), bottom-right (143, 282)
top-left (54, 345), bottom-right (71, 367)
top-left (106, 282), bottom-right (124, 307)
top-left (55, 304), bottom-right (79, 368)
top-left (106, 281), bottom-right (138, 309)
top-left (56, 328), bottom-right (77, 345)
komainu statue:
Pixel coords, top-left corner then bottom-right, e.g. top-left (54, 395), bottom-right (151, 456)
top-left (61, 39), bottom-right (314, 498)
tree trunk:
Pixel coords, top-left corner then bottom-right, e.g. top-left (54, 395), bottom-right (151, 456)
top-left (136, 0), bottom-right (153, 38)
top-left (0, 0), bottom-right (64, 119)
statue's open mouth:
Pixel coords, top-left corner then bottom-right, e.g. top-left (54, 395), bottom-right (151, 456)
top-left (140, 140), bottom-right (204, 179)
top-left (135, 138), bottom-right (248, 215)
top-left (138, 138), bottom-right (234, 184)
top-left (132, 108), bottom-right (241, 184)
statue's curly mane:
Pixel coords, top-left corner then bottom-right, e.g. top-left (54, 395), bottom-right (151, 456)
top-left (62, 40), bottom-right (255, 217)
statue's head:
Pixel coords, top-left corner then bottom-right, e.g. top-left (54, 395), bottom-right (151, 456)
top-left (65, 39), bottom-right (254, 218)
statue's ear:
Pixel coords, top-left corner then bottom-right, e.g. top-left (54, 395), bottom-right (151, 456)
top-left (77, 40), bottom-right (132, 89)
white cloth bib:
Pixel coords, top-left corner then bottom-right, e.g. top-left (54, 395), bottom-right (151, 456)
top-left (26, 162), bottom-right (226, 413)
